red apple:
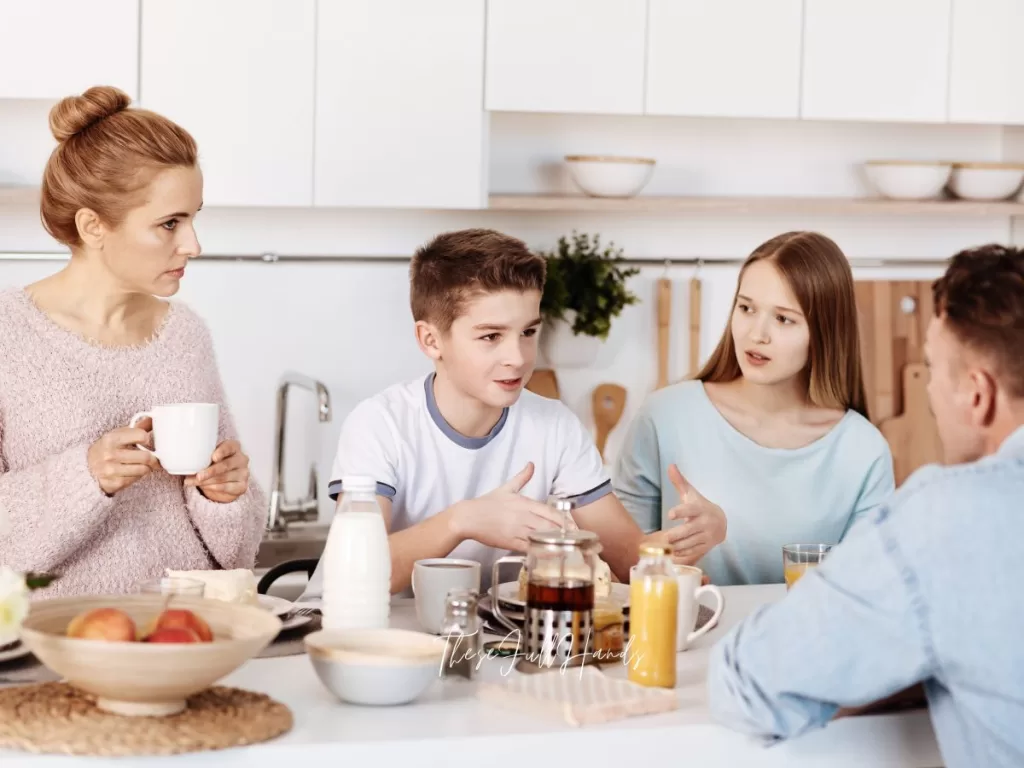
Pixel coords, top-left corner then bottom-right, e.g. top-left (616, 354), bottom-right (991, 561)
top-left (145, 627), bottom-right (200, 644)
top-left (150, 608), bottom-right (213, 643)
top-left (66, 608), bottom-right (137, 642)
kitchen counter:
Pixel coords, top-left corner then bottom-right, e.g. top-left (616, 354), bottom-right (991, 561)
top-left (0, 585), bottom-right (943, 768)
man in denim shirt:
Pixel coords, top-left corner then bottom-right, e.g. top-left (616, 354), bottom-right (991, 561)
top-left (707, 244), bottom-right (1024, 768)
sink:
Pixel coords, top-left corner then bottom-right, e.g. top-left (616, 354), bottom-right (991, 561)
top-left (255, 523), bottom-right (330, 570)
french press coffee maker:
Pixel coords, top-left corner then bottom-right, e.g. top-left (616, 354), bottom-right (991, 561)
top-left (491, 519), bottom-right (602, 670)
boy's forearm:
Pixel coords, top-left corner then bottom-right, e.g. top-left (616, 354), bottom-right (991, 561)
top-left (386, 504), bottom-right (465, 593)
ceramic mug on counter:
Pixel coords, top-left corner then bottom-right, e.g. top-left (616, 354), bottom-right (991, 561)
top-left (673, 564), bottom-right (724, 652)
top-left (412, 558), bottom-right (481, 634)
top-left (129, 403), bottom-right (219, 475)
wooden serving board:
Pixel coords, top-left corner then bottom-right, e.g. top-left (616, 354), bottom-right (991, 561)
top-left (854, 280), bottom-right (942, 484)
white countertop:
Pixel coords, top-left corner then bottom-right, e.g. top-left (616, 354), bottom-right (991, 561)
top-left (0, 584), bottom-right (943, 768)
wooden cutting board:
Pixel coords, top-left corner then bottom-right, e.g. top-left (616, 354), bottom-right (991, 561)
top-left (855, 280), bottom-right (942, 484)
top-left (880, 363), bottom-right (943, 485)
top-left (525, 369), bottom-right (559, 399)
top-left (592, 383), bottom-right (626, 461)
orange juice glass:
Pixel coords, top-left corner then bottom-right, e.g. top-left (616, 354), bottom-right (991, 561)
top-left (782, 544), bottom-right (833, 590)
top-left (628, 543), bottom-right (678, 688)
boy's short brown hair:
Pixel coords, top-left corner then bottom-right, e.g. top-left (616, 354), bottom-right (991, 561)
top-left (932, 244), bottom-right (1024, 397)
top-left (410, 228), bottom-right (546, 331)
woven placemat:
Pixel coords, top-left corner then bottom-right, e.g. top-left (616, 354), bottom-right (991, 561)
top-left (0, 682), bottom-right (293, 757)
top-left (257, 613), bottom-right (321, 658)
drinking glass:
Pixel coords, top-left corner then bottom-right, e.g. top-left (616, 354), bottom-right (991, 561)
top-left (138, 576), bottom-right (205, 597)
top-left (782, 544), bottom-right (833, 590)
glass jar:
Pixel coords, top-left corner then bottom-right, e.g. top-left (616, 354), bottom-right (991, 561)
top-left (439, 588), bottom-right (480, 679)
top-left (628, 542), bottom-right (678, 688)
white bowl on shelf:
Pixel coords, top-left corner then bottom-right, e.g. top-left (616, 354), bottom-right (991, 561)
top-left (862, 160), bottom-right (952, 200)
top-left (948, 162), bottom-right (1024, 201)
top-left (564, 155), bottom-right (655, 198)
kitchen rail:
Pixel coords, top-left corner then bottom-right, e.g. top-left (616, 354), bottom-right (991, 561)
top-left (0, 251), bottom-right (959, 268)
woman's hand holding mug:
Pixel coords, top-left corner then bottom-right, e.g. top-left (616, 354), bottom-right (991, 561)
top-left (87, 418), bottom-right (161, 496)
top-left (184, 439), bottom-right (250, 503)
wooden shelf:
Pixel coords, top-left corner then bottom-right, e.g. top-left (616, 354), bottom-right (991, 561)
top-left (487, 194), bottom-right (1024, 216)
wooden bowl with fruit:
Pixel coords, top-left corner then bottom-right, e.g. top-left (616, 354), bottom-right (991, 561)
top-left (18, 594), bottom-right (281, 717)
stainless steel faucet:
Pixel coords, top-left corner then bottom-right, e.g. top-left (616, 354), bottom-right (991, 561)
top-left (267, 371), bottom-right (332, 533)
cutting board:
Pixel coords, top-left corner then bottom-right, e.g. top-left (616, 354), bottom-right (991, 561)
top-left (880, 363), bottom-right (943, 485)
top-left (525, 369), bottom-right (559, 399)
top-left (592, 383), bottom-right (626, 461)
top-left (855, 281), bottom-right (942, 484)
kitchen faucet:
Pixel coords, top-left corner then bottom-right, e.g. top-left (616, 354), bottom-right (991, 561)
top-left (267, 371), bottom-right (332, 533)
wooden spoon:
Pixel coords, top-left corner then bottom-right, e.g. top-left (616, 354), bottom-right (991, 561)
top-left (689, 275), bottom-right (702, 376)
top-left (592, 384), bottom-right (627, 462)
top-left (656, 277), bottom-right (672, 389)
top-left (526, 369), bottom-right (560, 399)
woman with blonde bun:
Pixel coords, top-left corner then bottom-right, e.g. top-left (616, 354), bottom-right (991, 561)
top-left (0, 86), bottom-right (266, 597)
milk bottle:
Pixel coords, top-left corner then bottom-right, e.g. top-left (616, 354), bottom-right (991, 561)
top-left (321, 476), bottom-right (391, 630)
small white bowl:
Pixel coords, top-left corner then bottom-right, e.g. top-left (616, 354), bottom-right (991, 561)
top-left (304, 628), bottom-right (446, 706)
top-left (565, 155), bottom-right (655, 198)
top-left (862, 160), bottom-right (952, 200)
top-left (948, 162), bottom-right (1024, 201)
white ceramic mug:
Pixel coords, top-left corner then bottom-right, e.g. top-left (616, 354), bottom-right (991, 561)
top-left (129, 403), bottom-right (219, 476)
top-left (674, 564), bottom-right (724, 652)
top-left (412, 558), bottom-right (481, 634)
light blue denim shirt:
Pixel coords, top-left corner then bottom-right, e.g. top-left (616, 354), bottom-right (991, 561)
top-left (707, 425), bottom-right (1024, 768)
top-left (612, 381), bottom-right (894, 586)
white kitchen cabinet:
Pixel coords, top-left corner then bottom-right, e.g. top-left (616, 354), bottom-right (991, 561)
top-left (801, 0), bottom-right (952, 123)
top-left (315, 0), bottom-right (487, 209)
top-left (140, 0), bottom-right (315, 207)
top-left (645, 0), bottom-right (802, 119)
top-left (0, 0), bottom-right (138, 100)
top-left (485, 0), bottom-right (646, 115)
top-left (948, 0), bottom-right (1024, 125)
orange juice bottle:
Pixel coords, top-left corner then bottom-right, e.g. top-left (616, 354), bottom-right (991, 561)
top-left (627, 543), bottom-right (678, 688)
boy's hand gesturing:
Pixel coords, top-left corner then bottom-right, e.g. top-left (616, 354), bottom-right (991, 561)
top-left (451, 462), bottom-right (570, 552)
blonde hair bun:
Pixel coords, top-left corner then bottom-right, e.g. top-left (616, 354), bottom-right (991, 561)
top-left (48, 85), bottom-right (132, 143)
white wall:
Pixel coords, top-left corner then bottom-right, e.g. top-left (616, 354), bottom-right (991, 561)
top-left (0, 107), bottom-right (1012, 519)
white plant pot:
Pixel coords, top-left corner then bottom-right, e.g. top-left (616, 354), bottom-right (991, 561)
top-left (541, 313), bottom-right (603, 369)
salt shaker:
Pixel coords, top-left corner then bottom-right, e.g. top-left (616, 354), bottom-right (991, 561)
top-left (440, 588), bottom-right (480, 680)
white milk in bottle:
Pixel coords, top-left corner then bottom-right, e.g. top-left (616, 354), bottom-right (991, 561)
top-left (321, 476), bottom-right (391, 630)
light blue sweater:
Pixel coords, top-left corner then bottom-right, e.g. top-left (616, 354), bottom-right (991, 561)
top-left (612, 380), bottom-right (895, 586)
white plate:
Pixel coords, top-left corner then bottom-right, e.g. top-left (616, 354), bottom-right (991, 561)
top-left (494, 581), bottom-right (630, 609)
top-left (257, 594), bottom-right (294, 617)
top-left (0, 641), bottom-right (31, 664)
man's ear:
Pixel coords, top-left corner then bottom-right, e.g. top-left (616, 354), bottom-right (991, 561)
top-left (967, 367), bottom-right (999, 428)
top-left (415, 320), bottom-right (443, 362)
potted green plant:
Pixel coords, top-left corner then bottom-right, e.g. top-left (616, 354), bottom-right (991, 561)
top-left (538, 232), bottom-right (640, 368)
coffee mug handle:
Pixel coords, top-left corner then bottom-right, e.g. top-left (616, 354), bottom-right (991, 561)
top-left (687, 584), bottom-right (724, 644)
top-left (128, 411), bottom-right (159, 459)
top-left (490, 555), bottom-right (525, 633)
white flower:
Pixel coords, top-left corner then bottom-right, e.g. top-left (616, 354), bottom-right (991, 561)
top-left (0, 567), bottom-right (29, 644)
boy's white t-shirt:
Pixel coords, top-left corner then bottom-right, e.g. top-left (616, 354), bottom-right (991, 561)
top-left (304, 373), bottom-right (611, 597)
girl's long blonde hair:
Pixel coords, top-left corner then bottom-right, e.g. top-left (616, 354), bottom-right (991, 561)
top-left (695, 231), bottom-right (868, 418)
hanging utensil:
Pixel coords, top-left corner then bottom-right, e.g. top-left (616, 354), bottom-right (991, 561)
top-left (688, 270), bottom-right (702, 376)
top-left (656, 273), bottom-right (672, 389)
top-left (526, 369), bottom-right (560, 399)
top-left (592, 383), bottom-right (627, 462)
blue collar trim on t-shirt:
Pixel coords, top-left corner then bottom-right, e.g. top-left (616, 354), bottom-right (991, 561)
top-left (423, 372), bottom-right (509, 449)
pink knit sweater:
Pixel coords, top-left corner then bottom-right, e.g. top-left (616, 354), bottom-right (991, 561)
top-left (0, 288), bottom-right (266, 599)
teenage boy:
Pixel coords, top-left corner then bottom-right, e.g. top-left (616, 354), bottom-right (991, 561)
top-left (307, 229), bottom-right (649, 595)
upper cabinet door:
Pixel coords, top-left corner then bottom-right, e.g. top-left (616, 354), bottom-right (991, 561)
top-left (315, 0), bottom-right (487, 209)
top-left (646, 0), bottom-right (802, 119)
top-left (140, 0), bottom-right (315, 207)
top-left (948, 0), bottom-right (1024, 125)
top-left (0, 0), bottom-right (138, 100)
top-left (801, 0), bottom-right (952, 123)
top-left (485, 0), bottom-right (646, 115)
